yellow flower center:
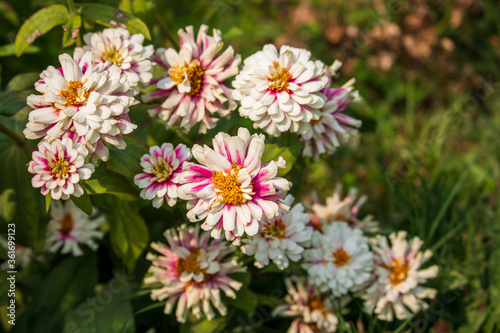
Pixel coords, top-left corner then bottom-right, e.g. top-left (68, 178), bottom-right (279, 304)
top-left (169, 60), bottom-right (205, 96)
top-left (60, 213), bottom-right (74, 234)
top-left (308, 295), bottom-right (326, 312)
top-left (59, 80), bottom-right (91, 107)
top-left (211, 163), bottom-right (252, 205)
top-left (49, 158), bottom-right (71, 178)
top-left (262, 219), bottom-right (287, 239)
top-left (176, 248), bottom-right (215, 289)
top-left (388, 259), bottom-right (410, 286)
top-left (103, 45), bottom-right (123, 65)
top-left (333, 249), bottom-right (351, 267)
top-left (268, 61), bottom-right (292, 93)
top-left (152, 158), bottom-right (172, 182)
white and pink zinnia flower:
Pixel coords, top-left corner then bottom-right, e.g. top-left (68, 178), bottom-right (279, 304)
top-left (74, 27), bottom-right (154, 93)
top-left (145, 225), bottom-right (245, 323)
top-left (28, 136), bottom-right (94, 200)
top-left (272, 278), bottom-right (339, 333)
top-left (363, 232), bottom-right (438, 322)
top-left (233, 44), bottom-right (329, 136)
top-left (45, 200), bottom-right (105, 256)
top-left (134, 143), bottom-right (191, 208)
top-left (144, 25), bottom-right (240, 133)
top-left (177, 127), bottom-right (292, 243)
top-left (299, 61), bottom-right (361, 160)
top-left (24, 51), bottom-right (137, 162)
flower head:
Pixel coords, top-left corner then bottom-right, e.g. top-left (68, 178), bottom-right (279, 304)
top-left (309, 184), bottom-right (378, 232)
top-left (273, 278), bottom-right (338, 333)
top-left (45, 200), bottom-right (105, 256)
top-left (177, 127), bottom-right (292, 243)
top-left (145, 225), bottom-right (245, 323)
top-left (243, 195), bottom-right (312, 269)
top-left (144, 25), bottom-right (241, 133)
top-left (28, 136), bottom-right (94, 200)
top-left (74, 27), bottom-right (154, 93)
top-left (134, 143), bottom-right (191, 208)
top-left (299, 61), bottom-right (362, 159)
top-left (362, 231), bottom-right (438, 322)
top-left (0, 237), bottom-right (35, 269)
top-left (233, 44), bottom-right (329, 136)
top-left (303, 222), bottom-right (373, 297)
top-left (24, 51), bottom-right (137, 162)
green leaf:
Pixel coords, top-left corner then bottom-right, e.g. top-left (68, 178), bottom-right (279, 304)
top-left (14, 5), bottom-right (69, 57)
top-left (261, 143), bottom-right (300, 177)
top-left (13, 253), bottom-right (97, 333)
top-left (45, 195), bottom-right (51, 213)
top-left (225, 287), bottom-right (257, 315)
top-left (107, 137), bottom-right (147, 179)
top-left (62, 13), bottom-right (82, 48)
top-left (0, 89), bottom-right (33, 117)
top-left (82, 167), bottom-right (139, 201)
top-left (70, 191), bottom-right (92, 216)
top-left (79, 3), bottom-right (151, 40)
top-left (7, 72), bottom-right (39, 91)
top-left (0, 44), bottom-right (40, 57)
top-left (103, 196), bottom-right (149, 268)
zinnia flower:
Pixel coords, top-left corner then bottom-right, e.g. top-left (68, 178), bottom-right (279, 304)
top-left (299, 61), bottom-right (361, 159)
top-left (272, 278), bottom-right (338, 333)
top-left (309, 184), bottom-right (378, 232)
top-left (45, 200), bottom-right (105, 256)
top-left (134, 143), bottom-right (191, 208)
top-left (144, 225), bottom-right (245, 323)
top-left (24, 51), bottom-right (137, 162)
top-left (362, 231), bottom-right (438, 322)
top-left (74, 27), bottom-right (154, 93)
top-left (303, 222), bottom-right (373, 297)
top-left (177, 127), bottom-right (292, 243)
top-left (242, 195), bottom-right (312, 269)
top-left (232, 44), bottom-right (329, 136)
top-left (0, 237), bottom-right (35, 269)
top-left (28, 136), bottom-right (94, 200)
top-left (144, 25), bottom-right (240, 133)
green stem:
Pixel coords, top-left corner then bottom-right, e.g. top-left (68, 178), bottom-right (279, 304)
top-left (0, 122), bottom-right (25, 147)
top-left (67, 0), bottom-right (76, 13)
top-left (155, 13), bottom-right (178, 48)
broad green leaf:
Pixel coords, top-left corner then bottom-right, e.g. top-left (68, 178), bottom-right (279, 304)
top-left (225, 287), bottom-right (257, 315)
top-left (14, 5), bottom-right (69, 57)
top-left (82, 167), bottom-right (139, 201)
top-left (70, 191), bottom-right (92, 216)
top-left (62, 13), bottom-right (82, 48)
top-left (261, 143), bottom-right (300, 177)
top-left (7, 72), bottom-right (39, 91)
top-left (107, 137), bottom-right (147, 180)
top-left (0, 89), bottom-right (33, 117)
top-left (64, 275), bottom-right (135, 333)
top-left (103, 196), bottom-right (149, 268)
top-left (13, 253), bottom-right (97, 333)
top-left (0, 44), bottom-right (40, 57)
top-left (79, 3), bottom-right (151, 40)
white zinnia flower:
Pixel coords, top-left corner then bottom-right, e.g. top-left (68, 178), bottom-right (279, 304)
top-left (233, 44), bottom-right (329, 136)
top-left (45, 200), bottom-right (105, 256)
top-left (362, 231), bottom-right (439, 322)
top-left (144, 25), bottom-right (241, 133)
top-left (303, 222), bottom-right (373, 297)
top-left (0, 237), bottom-right (35, 269)
top-left (28, 136), bottom-right (94, 200)
top-left (74, 27), bottom-right (154, 93)
top-left (242, 195), bottom-right (312, 270)
top-left (273, 278), bottom-right (338, 333)
top-left (177, 127), bottom-right (292, 243)
top-left (24, 51), bottom-right (138, 162)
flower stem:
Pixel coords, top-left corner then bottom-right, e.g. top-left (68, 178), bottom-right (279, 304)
top-left (0, 122), bottom-right (25, 147)
top-left (67, 0), bottom-right (76, 13)
top-left (155, 13), bottom-right (178, 49)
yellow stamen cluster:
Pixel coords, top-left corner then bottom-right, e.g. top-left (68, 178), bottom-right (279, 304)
top-left (388, 259), bottom-right (410, 286)
top-left (268, 61), bottom-right (292, 93)
top-left (60, 213), bottom-right (74, 234)
top-left (333, 249), bottom-right (351, 267)
top-left (262, 219), bottom-right (287, 239)
top-left (169, 60), bottom-right (205, 96)
top-left (103, 46), bottom-right (123, 65)
top-left (152, 158), bottom-right (172, 182)
top-left (176, 248), bottom-right (215, 289)
top-left (212, 163), bottom-right (249, 205)
top-left (49, 158), bottom-right (71, 178)
top-left (59, 80), bottom-right (91, 107)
